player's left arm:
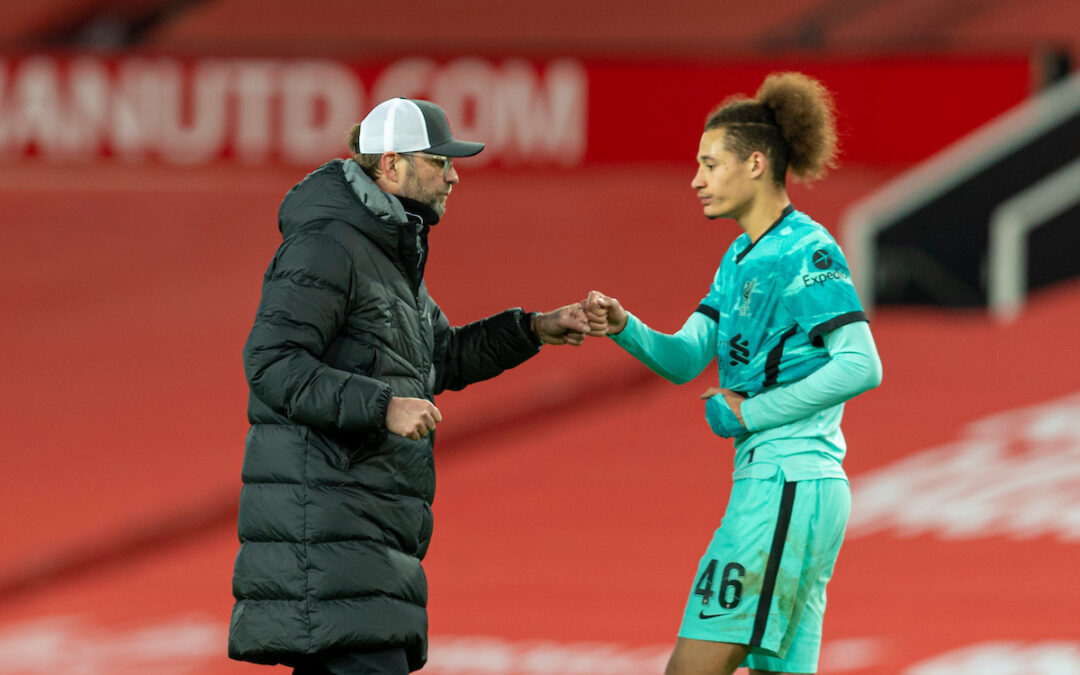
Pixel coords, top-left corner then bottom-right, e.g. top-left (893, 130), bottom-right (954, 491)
top-left (706, 229), bottom-right (881, 438)
top-left (737, 320), bottom-right (882, 431)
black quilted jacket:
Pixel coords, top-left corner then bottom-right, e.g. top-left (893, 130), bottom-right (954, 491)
top-left (228, 159), bottom-right (540, 670)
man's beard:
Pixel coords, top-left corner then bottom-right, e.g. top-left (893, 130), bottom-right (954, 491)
top-left (402, 171), bottom-right (448, 217)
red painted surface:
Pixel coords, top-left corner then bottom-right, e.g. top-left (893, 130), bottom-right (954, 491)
top-left (2, 162), bottom-right (1078, 672)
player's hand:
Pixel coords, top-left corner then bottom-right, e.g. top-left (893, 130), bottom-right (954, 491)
top-left (583, 290), bottom-right (628, 336)
top-left (701, 387), bottom-right (748, 438)
top-left (700, 387), bottom-right (746, 425)
top-left (532, 303), bottom-right (589, 346)
top-left (386, 396), bottom-right (442, 440)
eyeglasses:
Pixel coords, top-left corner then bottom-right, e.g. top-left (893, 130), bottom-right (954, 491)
top-left (400, 152), bottom-right (453, 178)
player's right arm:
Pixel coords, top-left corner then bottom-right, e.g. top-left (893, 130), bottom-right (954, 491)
top-left (584, 290), bottom-right (715, 384)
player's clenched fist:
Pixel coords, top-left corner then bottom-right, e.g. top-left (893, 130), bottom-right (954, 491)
top-left (583, 290), bottom-right (629, 336)
top-left (386, 396), bottom-right (443, 440)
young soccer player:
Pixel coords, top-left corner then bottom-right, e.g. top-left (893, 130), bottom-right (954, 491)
top-left (584, 72), bottom-right (882, 675)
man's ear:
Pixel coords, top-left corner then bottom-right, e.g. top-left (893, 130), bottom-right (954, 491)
top-left (371, 152), bottom-right (406, 194)
top-left (373, 152), bottom-right (410, 195)
top-left (748, 151), bottom-right (768, 180)
top-left (379, 152), bottom-right (404, 185)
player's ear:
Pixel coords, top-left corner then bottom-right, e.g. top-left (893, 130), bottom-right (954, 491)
top-left (747, 151), bottom-right (768, 180)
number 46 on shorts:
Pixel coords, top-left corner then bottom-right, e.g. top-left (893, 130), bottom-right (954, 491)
top-left (694, 559), bottom-right (746, 613)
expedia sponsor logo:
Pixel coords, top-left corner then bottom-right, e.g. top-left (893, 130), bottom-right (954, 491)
top-left (812, 249), bottom-right (833, 270)
top-left (803, 269), bottom-right (849, 286)
top-left (803, 248), bottom-right (846, 286)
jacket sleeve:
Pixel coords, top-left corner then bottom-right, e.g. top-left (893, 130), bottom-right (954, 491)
top-left (428, 298), bottom-right (542, 394)
top-left (243, 232), bottom-right (392, 432)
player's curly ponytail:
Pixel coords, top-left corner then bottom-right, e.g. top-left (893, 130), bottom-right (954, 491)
top-left (705, 72), bottom-right (838, 185)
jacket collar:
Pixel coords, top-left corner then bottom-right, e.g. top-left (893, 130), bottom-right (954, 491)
top-left (277, 159), bottom-right (437, 287)
top-left (396, 196), bottom-right (440, 228)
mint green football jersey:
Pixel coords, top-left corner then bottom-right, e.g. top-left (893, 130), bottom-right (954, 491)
top-left (698, 206), bottom-right (866, 479)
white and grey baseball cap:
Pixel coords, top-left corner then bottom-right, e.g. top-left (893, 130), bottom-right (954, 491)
top-left (357, 98), bottom-right (484, 157)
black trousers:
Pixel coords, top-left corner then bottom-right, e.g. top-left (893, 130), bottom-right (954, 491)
top-left (291, 648), bottom-right (410, 675)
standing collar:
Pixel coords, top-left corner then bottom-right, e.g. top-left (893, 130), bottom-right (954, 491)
top-left (735, 204), bottom-right (795, 264)
top-left (396, 195), bottom-right (441, 228)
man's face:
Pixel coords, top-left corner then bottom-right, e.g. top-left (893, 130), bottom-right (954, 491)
top-left (691, 129), bottom-right (755, 221)
top-left (398, 152), bottom-right (458, 218)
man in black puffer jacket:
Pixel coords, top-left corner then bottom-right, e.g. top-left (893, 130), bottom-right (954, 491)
top-left (229, 98), bottom-right (589, 674)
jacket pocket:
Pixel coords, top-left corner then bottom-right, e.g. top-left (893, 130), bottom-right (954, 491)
top-left (338, 426), bottom-right (389, 472)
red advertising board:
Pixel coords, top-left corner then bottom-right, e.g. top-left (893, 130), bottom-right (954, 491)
top-left (0, 53), bottom-right (1031, 167)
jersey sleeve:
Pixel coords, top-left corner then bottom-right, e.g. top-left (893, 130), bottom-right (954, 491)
top-left (779, 229), bottom-right (867, 346)
top-left (695, 269), bottom-right (724, 322)
top-left (739, 320), bottom-right (882, 432)
top-left (610, 309), bottom-right (716, 385)
top-left (609, 270), bottom-right (722, 384)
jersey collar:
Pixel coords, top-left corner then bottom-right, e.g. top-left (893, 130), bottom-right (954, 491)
top-left (735, 204), bottom-right (795, 264)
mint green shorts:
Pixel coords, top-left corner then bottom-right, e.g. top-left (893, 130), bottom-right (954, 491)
top-left (677, 468), bottom-right (850, 674)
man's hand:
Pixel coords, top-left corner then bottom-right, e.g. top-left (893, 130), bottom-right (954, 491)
top-left (532, 303), bottom-right (590, 346)
top-left (386, 396), bottom-right (442, 440)
top-left (700, 387), bottom-right (746, 425)
top-left (583, 290), bottom-right (628, 336)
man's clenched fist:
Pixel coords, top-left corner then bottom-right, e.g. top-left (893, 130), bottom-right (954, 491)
top-left (386, 396), bottom-right (442, 440)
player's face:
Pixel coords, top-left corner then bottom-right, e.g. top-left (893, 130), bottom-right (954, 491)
top-left (691, 129), bottom-right (755, 221)
top-left (399, 152), bottom-right (459, 218)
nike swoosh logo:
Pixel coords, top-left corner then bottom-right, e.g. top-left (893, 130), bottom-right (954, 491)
top-left (698, 610), bottom-right (730, 620)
